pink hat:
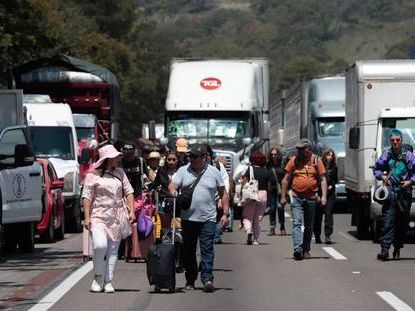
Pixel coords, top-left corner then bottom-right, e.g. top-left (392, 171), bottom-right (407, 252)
top-left (94, 144), bottom-right (122, 169)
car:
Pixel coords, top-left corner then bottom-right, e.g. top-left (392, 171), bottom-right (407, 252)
top-left (37, 159), bottom-right (65, 242)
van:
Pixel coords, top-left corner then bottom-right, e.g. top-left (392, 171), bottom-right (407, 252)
top-left (24, 103), bottom-right (82, 232)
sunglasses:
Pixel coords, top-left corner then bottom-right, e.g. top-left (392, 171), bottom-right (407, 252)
top-left (390, 138), bottom-right (401, 143)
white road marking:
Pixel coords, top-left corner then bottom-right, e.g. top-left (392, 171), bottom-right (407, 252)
top-left (376, 291), bottom-right (414, 311)
top-left (338, 231), bottom-right (357, 241)
top-left (322, 247), bottom-right (347, 260)
top-left (352, 271), bottom-right (361, 275)
top-left (29, 261), bottom-right (93, 311)
top-left (284, 212), bottom-right (291, 218)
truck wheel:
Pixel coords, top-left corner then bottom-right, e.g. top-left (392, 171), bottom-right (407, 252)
top-left (19, 222), bottom-right (35, 253)
top-left (0, 225), bottom-right (5, 257)
top-left (356, 201), bottom-right (370, 239)
top-left (55, 213), bottom-right (65, 241)
top-left (371, 219), bottom-right (382, 243)
top-left (4, 225), bottom-right (17, 253)
top-left (40, 212), bottom-right (55, 243)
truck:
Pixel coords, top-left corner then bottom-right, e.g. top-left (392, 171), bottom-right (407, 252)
top-left (163, 58), bottom-right (270, 179)
top-left (0, 90), bottom-right (42, 255)
top-left (24, 102), bottom-right (82, 232)
top-left (345, 60), bottom-right (415, 239)
top-left (9, 54), bottom-right (119, 147)
top-left (272, 75), bottom-right (346, 202)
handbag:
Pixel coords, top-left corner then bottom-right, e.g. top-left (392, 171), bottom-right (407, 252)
top-left (137, 212), bottom-right (154, 240)
top-left (118, 199), bottom-right (132, 239)
top-left (241, 166), bottom-right (260, 203)
top-left (177, 169), bottom-right (206, 210)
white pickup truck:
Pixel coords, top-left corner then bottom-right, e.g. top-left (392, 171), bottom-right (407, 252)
top-left (0, 90), bottom-right (42, 255)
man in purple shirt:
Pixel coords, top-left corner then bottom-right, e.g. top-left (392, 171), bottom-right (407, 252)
top-left (373, 129), bottom-right (415, 261)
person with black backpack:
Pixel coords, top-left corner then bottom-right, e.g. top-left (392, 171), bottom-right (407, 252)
top-left (281, 138), bottom-right (327, 260)
top-left (373, 129), bottom-right (415, 261)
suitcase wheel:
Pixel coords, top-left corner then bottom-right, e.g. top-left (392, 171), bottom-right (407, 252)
top-left (154, 286), bottom-right (161, 293)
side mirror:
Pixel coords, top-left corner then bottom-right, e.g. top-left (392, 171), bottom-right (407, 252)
top-left (80, 148), bottom-right (91, 164)
top-left (51, 180), bottom-right (64, 189)
top-left (89, 139), bottom-right (99, 150)
top-left (242, 137), bottom-right (252, 146)
top-left (276, 129), bottom-right (284, 146)
top-left (160, 137), bottom-right (169, 145)
top-left (349, 127), bottom-right (360, 149)
top-left (15, 144), bottom-right (34, 166)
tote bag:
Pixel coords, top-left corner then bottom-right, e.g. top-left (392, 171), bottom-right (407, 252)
top-left (241, 166), bottom-right (260, 203)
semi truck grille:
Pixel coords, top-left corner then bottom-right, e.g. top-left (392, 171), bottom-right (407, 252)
top-left (214, 150), bottom-right (233, 174)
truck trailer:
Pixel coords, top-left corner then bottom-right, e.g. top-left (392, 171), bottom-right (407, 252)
top-left (345, 60), bottom-right (415, 239)
top-left (163, 58), bottom-right (270, 179)
top-left (272, 75), bottom-right (346, 202)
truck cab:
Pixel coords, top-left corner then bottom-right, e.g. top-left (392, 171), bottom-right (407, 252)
top-left (24, 102), bottom-right (82, 232)
top-left (0, 90), bottom-right (42, 254)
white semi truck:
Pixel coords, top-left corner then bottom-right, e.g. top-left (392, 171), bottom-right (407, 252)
top-left (345, 60), bottom-right (415, 239)
top-left (163, 58), bottom-right (269, 179)
top-left (0, 90), bottom-right (43, 255)
top-left (271, 75), bottom-right (346, 202)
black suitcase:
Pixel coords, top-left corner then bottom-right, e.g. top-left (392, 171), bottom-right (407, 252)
top-left (147, 197), bottom-right (177, 293)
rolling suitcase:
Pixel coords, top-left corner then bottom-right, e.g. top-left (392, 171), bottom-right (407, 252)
top-left (147, 197), bottom-right (176, 293)
top-left (82, 227), bottom-right (93, 261)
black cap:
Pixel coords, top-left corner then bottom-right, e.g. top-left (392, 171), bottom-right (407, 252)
top-left (295, 138), bottom-right (312, 149)
top-left (188, 144), bottom-right (208, 156)
top-left (122, 143), bottom-right (135, 151)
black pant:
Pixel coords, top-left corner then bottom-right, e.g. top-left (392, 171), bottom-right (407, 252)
top-left (313, 192), bottom-right (335, 238)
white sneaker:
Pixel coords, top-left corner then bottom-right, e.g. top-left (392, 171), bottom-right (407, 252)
top-left (253, 240), bottom-right (259, 246)
top-left (90, 279), bottom-right (102, 293)
top-left (104, 282), bottom-right (115, 293)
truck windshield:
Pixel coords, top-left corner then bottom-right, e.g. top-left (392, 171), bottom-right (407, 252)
top-left (30, 126), bottom-right (75, 160)
top-left (317, 118), bottom-right (345, 137)
top-left (381, 118), bottom-right (415, 151)
top-left (76, 128), bottom-right (96, 141)
top-left (168, 118), bottom-right (248, 151)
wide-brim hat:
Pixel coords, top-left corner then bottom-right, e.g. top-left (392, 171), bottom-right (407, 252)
top-left (94, 144), bottom-right (122, 168)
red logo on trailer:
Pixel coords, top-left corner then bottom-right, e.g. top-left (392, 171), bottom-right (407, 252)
top-left (200, 77), bottom-right (221, 90)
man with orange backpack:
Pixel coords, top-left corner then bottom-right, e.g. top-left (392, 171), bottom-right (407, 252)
top-left (281, 139), bottom-right (327, 260)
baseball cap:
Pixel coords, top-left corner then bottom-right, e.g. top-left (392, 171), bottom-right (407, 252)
top-left (122, 143), bottom-right (135, 151)
top-left (295, 138), bottom-right (312, 149)
top-left (176, 138), bottom-right (189, 153)
top-left (188, 144), bottom-right (208, 157)
top-left (149, 151), bottom-right (161, 159)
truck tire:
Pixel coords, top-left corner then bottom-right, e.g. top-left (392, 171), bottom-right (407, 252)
top-left (68, 200), bottom-right (82, 233)
top-left (371, 219), bottom-right (382, 243)
top-left (40, 212), bottom-right (55, 243)
top-left (55, 213), bottom-right (65, 241)
top-left (19, 222), bottom-right (35, 253)
top-left (0, 225), bottom-right (5, 257)
top-left (4, 225), bottom-right (17, 253)
top-left (356, 199), bottom-right (370, 239)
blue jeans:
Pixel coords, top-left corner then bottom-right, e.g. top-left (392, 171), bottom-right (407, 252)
top-left (269, 191), bottom-right (285, 229)
top-left (380, 191), bottom-right (411, 251)
top-left (291, 196), bottom-right (316, 253)
top-left (182, 220), bottom-right (216, 285)
top-left (214, 222), bottom-right (223, 242)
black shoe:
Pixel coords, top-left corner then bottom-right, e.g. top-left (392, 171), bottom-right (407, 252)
top-left (377, 249), bottom-right (389, 261)
top-left (393, 248), bottom-right (401, 260)
top-left (293, 250), bottom-right (303, 260)
top-left (184, 283), bottom-right (195, 290)
top-left (315, 236), bottom-right (322, 244)
top-left (247, 233), bottom-right (253, 245)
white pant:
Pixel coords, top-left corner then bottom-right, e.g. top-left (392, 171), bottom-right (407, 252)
top-left (91, 229), bottom-right (120, 283)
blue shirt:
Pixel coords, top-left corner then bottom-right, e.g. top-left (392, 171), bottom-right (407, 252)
top-left (172, 163), bottom-right (225, 222)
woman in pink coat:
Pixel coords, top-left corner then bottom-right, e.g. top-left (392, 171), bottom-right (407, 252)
top-left (83, 144), bottom-right (136, 293)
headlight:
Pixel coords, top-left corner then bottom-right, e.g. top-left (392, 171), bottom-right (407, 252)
top-left (63, 172), bottom-right (74, 192)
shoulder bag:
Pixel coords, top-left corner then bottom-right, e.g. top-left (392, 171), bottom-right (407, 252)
top-left (241, 166), bottom-right (260, 203)
top-left (177, 169), bottom-right (206, 210)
